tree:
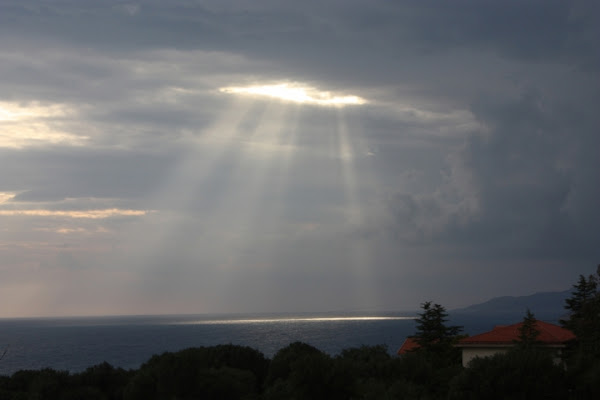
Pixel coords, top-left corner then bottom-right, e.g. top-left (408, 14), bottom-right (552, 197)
top-left (560, 272), bottom-right (598, 334)
top-left (264, 342), bottom-right (350, 400)
top-left (401, 303), bottom-right (465, 397)
top-left (124, 345), bottom-right (268, 400)
top-left (560, 267), bottom-right (600, 359)
top-left (560, 266), bottom-right (600, 396)
top-left (413, 301), bottom-right (462, 353)
top-left (516, 309), bottom-right (540, 349)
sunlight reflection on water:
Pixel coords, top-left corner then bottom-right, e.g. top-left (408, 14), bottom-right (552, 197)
top-left (176, 316), bottom-right (416, 325)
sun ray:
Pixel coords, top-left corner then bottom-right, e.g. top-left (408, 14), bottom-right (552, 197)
top-left (261, 104), bottom-right (301, 225)
top-left (334, 108), bottom-right (378, 307)
top-left (335, 109), bottom-right (360, 223)
top-left (111, 80), bottom-right (376, 311)
top-left (148, 98), bottom-right (257, 212)
top-left (113, 95), bottom-right (304, 283)
top-left (106, 98), bottom-right (260, 271)
top-left (186, 102), bottom-right (295, 268)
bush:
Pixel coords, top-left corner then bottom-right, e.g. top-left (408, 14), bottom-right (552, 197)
top-left (264, 342), bottom-right (350, 400)
top-left (3, 368), bottom-right (70, 400)
top-left (69, 362), bottom-right (131, 400)
top-left (124, 345), bottom-right (268, 400)
top-left (449, 349), bottom-right (568, 400)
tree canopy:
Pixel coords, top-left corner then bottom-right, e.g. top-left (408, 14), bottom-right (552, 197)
top-left (516, 309), bottom-right (540, 349)
top-left (414, 301), bottom-right (462, 352)
top-left (560, 266), bottom-right (600, 397)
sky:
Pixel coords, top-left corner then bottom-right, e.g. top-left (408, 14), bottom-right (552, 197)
top-left (0, 0), bottom-right (599, 317)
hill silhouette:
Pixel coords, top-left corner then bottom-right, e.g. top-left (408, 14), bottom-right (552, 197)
top-left (452, 290), bottom-right (571, 322)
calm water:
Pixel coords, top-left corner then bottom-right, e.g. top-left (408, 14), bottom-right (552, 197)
top-left (0, 312), bottom-right (505, 376)
top-left (0, 312), bottom-right (417, 375)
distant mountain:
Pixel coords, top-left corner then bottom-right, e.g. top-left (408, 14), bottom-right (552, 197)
top-left (452, 290), bottom-right (572, 323)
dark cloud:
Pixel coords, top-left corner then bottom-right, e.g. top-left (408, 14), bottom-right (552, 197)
top-left (0, 0), bottom-right (598, 316)
top-left (2, 0), bottom-right (596, 89)
top-left (387, 85), bottom-right (600, 262)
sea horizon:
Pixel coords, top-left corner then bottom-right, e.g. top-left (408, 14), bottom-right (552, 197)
top-left (0, 309), bottom-right (545, 376)
top-left (0, 311), bottom-right (421, 375)
top-left (0, 309), bottom-right (419, 322)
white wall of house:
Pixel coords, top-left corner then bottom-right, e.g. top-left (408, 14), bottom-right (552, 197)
top-left (460, 345), bottom-right (567, 367)
top-left (461, 347), bottom-right (509, 367)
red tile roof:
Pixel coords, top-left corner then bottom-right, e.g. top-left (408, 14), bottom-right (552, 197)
top-left (397, 337), bottom-right (420, 355)
top-left (458, 320), bottom-right (575, 346)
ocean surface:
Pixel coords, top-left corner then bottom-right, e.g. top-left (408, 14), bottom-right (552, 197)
top-left (0, 312), bottom-right (499, 376)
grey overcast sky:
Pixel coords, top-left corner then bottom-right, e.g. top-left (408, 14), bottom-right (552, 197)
top-left (1, 0), bottom-right (598, 317)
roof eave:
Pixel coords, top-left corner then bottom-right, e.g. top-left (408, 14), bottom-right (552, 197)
top-left (456, 343), bottom-right (567, 348)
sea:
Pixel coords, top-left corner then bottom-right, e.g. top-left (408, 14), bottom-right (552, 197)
top-left (0, 311), bottom-right (501, 376)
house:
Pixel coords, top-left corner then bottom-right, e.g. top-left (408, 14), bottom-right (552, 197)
top-left (397, 337), bottom-right (420, 355)
top-left (455, 320), bottom-right (575, 367)
top-left (396, 337), bottom-right (447, 355)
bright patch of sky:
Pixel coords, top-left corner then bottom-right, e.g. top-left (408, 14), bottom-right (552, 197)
top-left (220, 83), bottom-right (367, 106)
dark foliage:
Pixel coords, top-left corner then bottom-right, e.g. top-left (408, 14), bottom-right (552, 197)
top-left (0, 338), bottom-right (594, 400)
top-left (0, 368), bottom-right (70, 400)
top-left (515, 309), bottom-right (540, 349)
top-left (414, 302), bottom-right (462, 349)
top-left (449, 349), bottom-right (568, 400)
top-left (263, 341), bottom-right (350, 400)
top-left (124, 344), bottom-right (268, 400)
top-left (567, 270), bottom-right (600, 347)
top-left (412, 301), bottom-right (464, 369)
top-left (69, 362), bottom-right (132, 400)
top-left (560, 266), bottom-right (600, 398)
top-left (393, 350), bottom-right (462, 399)
top-left (335, 345), bottom-right (399, 399)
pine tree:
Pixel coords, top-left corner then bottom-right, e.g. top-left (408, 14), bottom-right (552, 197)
top-left (517, 309), bottom-right (540, 349)
top-left (414, 301), bottom-right (462, 353)
top-left (560, 273), bottom-right (597, 334)
top-left (560, 267), bottom-right (600, 364)
top-left (560, 269), bottom-right (600, 347)
top-left (559, 267), bottom-right (600, 396)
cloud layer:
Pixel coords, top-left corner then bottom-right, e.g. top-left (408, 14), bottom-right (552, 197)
top-left (0, 0), bottom-right (598, 317)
